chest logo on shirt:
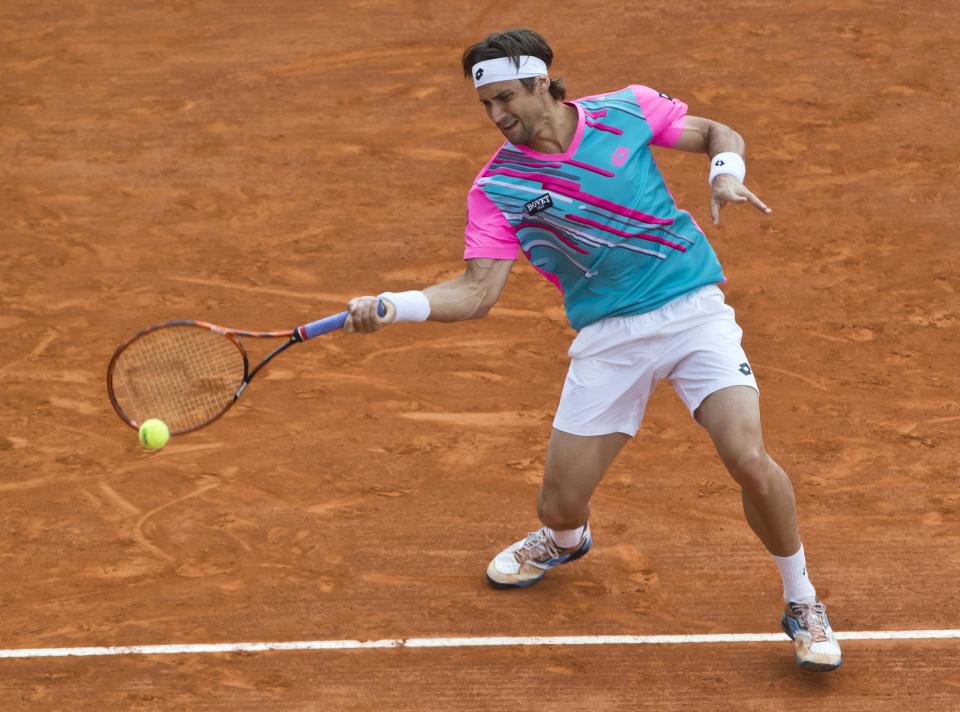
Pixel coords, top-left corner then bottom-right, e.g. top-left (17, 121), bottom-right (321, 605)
top-left (524, 193), bottom-right (553, 215)
top-left (611, 146), bottom-right (630, 167)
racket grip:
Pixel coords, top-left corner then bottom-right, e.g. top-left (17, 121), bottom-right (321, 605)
top-left (297, 300), bottom-right (386, 341)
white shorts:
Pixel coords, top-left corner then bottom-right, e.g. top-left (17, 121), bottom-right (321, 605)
top-left (553, 285), bottom-right (759, 437)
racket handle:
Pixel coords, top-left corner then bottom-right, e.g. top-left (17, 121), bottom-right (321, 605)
top-left (297, 300), bottom-right (386, 341)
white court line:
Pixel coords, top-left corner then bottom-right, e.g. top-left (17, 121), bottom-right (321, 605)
top-left (0, 630), bottom-right (958, 659)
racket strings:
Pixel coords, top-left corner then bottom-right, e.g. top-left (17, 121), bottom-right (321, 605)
top-left (111, 325), bottom-right (246, 432)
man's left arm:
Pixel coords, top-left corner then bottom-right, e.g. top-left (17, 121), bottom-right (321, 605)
top-left (670, 116), bottom-right (772, 225)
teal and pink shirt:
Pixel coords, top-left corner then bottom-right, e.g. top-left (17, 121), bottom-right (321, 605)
top-left (464, 85), bottom-right (725, 331)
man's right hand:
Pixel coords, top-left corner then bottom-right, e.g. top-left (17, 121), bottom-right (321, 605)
top-left (344, 296), bottom-right (396, 333)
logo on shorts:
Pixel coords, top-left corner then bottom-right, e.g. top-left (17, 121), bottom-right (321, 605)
top-left (658, 91), bottom-right (673, 100)
top-left (524, 193), bottom-right (553, 215)
top-left (739, 362), bottom-right (752, 376)
top-left (475, 67), bottom-right (484, 81)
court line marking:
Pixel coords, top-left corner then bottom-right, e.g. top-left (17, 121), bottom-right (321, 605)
top-left (1, 630), bottom-right (957, 659)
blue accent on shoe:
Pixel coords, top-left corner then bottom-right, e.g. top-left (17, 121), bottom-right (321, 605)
top-left (486, 572), bottom-right (545, 589)
top-left (781, 603), bottom-right (833, 641)
top-left (543, 535), bottom-right (592, 567)
top-left (780, 614), bottom-right (801, 640)
top-left (486, 530), bottom-right (592, 589)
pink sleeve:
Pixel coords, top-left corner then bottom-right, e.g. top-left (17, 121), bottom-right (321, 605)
top-left (464, 185), bottom-right (520, 260)
top-left (630, 85), bottom-right (688, 148)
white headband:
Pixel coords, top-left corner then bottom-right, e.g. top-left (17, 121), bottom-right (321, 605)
top-left (472, 55), bottom-right (548, 88)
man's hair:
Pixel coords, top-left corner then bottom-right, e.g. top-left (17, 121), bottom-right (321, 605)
top-left (461, 28), bottom-right (566, 101)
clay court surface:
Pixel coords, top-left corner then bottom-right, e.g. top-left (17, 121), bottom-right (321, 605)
top-left (2, 0), bottom-right (959, 709)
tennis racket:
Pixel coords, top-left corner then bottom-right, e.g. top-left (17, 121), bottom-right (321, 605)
top-left (107, 302), bottom-right (384, 435)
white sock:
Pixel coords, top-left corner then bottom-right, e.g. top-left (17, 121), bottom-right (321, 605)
top-left (549, 526), bottom-right (584, 548)
top-left (774, 544), bottom-right (817, 603)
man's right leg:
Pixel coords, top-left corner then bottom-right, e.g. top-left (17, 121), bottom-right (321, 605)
top-left (486, 428), bottom-right (629, 588)
top-left (538, 427), bottom-right (630, 530)
top-left (487, 308), bottom-right (656, 588)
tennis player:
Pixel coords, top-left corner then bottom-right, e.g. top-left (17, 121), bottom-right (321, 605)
top-left (345, 28), bottom-right (841, 672)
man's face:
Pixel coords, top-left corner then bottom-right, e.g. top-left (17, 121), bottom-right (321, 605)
top-left (477, 77), bottom-right (548, 145)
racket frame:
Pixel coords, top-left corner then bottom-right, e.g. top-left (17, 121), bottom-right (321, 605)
top-left (107, 303), bottom-right (381, 435)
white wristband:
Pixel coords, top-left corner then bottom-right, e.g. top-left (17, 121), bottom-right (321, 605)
top-left (378, 290), bottom-right (431, 323)
top-left (708, 152), bottom-right (746, 185)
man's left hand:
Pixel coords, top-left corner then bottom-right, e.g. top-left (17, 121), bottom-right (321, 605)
top-left (711, 174), bottom-right (771, 225)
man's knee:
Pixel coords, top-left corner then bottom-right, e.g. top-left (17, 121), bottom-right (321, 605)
top-left (724, 446), bottom-right (775, 493)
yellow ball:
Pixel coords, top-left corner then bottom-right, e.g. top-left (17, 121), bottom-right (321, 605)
top-left (138, 418), bottom-right (170, 450)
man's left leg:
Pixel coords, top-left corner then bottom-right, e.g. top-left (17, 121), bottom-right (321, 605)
top-left (696, 385), bottom-right (842, 672)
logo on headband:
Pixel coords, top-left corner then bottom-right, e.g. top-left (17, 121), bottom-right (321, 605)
top-left (475, 67), bottom-right (484, 81)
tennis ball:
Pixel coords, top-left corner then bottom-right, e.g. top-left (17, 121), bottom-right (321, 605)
top-left (138, 418), bottom-right (170, 450)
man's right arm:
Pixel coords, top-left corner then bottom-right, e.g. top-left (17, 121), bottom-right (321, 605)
top-left (423, 258), bottom-right (514, 322)
top-left (344, 257), bottom-right (514, 333)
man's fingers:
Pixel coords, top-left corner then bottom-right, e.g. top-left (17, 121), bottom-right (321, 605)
top-left (362, 299), bottom-right (380, 331)
top-left (742, 189), bottom-right (772, 214)
top-left (720, 190), bottom-right (747, 204)
top-left (345, 296), bottom-right (383, 334)
top-left (711, 187), bottom-right (773, 225)
top-left (361, 298), bottom-right (395, 331)
top-left (344, 299), bottom-right (361, 333)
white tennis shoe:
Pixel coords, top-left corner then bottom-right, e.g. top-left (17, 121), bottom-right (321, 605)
top-left (781, 598), bottom-right (842, 671)
top-left (486, 525), bottom-right (592, 588)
